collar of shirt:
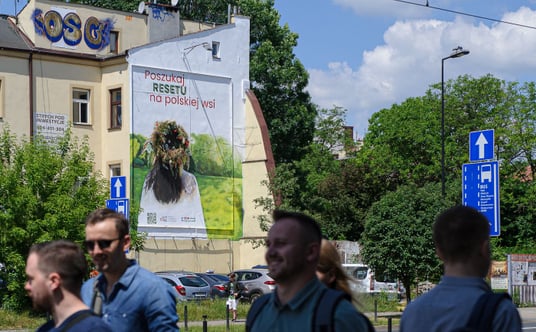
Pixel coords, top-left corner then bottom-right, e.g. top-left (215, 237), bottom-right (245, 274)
top-left (96, 260), bottom-right (139, 298)
top-left (273, 277), bottom-right (326, 311)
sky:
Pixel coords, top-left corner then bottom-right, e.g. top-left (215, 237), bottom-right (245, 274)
top-left (273, 0), bottom-right (536, 138)
top-left (3, 1), bottom-right (536, 137)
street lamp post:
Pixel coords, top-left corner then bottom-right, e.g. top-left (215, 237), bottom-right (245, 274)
top-left (441, 46), bottom-right (469, 197)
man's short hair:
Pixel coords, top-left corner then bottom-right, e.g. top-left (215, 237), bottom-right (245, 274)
top-left (85, 208), bottom-right (129, 238)
top-left (272, 210), bottom-right (322, 245)
top-left (433, 205), bottom-right (490, 263)
top-left (29, 240), bottom-right (87, 295)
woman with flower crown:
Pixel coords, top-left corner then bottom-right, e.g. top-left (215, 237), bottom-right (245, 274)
top-left (138, 120), bottom-right (207, 238)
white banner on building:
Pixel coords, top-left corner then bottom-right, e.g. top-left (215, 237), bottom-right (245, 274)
top-left (35, 112), bottom-right (67, 144)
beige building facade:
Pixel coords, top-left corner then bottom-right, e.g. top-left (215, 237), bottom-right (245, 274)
top-left (0, 0), bottom-right (273, 273)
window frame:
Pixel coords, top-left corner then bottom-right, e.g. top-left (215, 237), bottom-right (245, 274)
top-left (109, 163), bottom-right (121, 177)
top-left (110, 31), bottom-right (119, 54)
top-left (72, 88), bottom-right (91, 125)
top-left (109, 88), bottom-right (122, 129)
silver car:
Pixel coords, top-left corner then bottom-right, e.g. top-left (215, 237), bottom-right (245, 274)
top-left (231, 268), bottom-right (276, 303)
top-left (156, 271), bottom-right (211, 301)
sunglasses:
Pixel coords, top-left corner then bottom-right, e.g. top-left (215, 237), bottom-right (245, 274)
top-left (83, 238), bottom-right (121, 251)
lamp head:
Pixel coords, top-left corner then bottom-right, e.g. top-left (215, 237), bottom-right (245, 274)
top-left (450, 46), bottom-right (470, 58)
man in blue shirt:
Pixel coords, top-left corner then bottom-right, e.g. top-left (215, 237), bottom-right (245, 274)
top-left (246, 210), bottom-right (369, 331)
top-left (25, 240), bottom-right (112, 332)
top-left (400, 206), bottom-right (521, 332)
top-left (81, 208), bottom-right (178, 332)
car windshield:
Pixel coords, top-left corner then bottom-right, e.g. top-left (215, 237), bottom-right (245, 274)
top-left (180, 275), bottom-right (208, 287)
top-left (209, 274), bottom-right (229, 282)
top-left (344, 266), bottom-right (368, 280)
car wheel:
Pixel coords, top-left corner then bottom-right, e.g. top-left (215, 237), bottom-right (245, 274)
top-left (249, 292), bottom-right (262, 304)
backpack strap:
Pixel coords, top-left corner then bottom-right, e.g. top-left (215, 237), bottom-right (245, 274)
top-left (464, 292), bottom-right (511, 332)
top-left (245, 293), bottom-right (271, 332)
top-left (59, 310), bottom-right (96, 332)
top-left (90, 278), bottom-right (103, 316)
top-left (313, 288), bottom-right (348, 332)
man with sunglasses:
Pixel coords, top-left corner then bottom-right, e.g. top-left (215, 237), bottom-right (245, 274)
top-left (80, 208), bottom-right (179, 332)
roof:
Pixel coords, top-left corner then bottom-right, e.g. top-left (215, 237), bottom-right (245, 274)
top-left (0, 15), bottom-right (32, 51)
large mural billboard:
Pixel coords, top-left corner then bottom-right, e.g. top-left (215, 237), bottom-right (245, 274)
top-left (131, 65), bottom-right (243, 239)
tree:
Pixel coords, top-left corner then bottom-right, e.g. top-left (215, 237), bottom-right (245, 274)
top-left (0, 128), bottom-right (108, 310)
top-left (253, 106), bottom-right (365, 240)
top-left (358, 74), bottom-right (536, 252)
top-left (244, 0), bottom-right (317, 163)
top-left (360, 183), bottom-right (449, 301)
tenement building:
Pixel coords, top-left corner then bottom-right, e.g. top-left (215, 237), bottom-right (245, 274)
top-left (0, 0), bottom-right (273, 271)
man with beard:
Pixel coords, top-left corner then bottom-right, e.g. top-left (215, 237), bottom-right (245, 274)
top-left (245, 210), bottom-right (369, 332)
top-left (25, 240), bottom-right (112, 332)
top-left (80, 208), bottom-right (178, 332)
top-left (400, 206), bottom-right (521, 331)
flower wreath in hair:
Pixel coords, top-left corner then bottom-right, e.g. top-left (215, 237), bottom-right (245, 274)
top-left (144, 120), bottom-right (190, 179)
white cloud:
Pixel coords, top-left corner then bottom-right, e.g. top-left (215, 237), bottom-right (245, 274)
top-left (306, 7), bottom-right (536, 137)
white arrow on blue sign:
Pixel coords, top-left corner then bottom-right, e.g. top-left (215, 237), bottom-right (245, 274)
top-left (469, 129), bottom-right (494, 161)
top-left (110, 176), bottom-right (127, 199)
top-left (462, 161), bottom-right (500, 236)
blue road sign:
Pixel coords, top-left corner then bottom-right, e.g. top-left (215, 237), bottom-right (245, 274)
top-left (469, 129), bottom-right (494, 161)
top-left (106, 198), bottom-right (129, 220)
top-left (110, 176), bottom-right (126, 199)
top-left (462, 161), bottom-right (500, 236)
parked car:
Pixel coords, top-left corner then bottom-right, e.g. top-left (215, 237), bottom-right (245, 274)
top-left (342, 264), bottom-right (401, 300)
top-left (195, 272), bottom-right (229, 299)
top-left (156, 271), bottom-right (211, 301)
top-left (231, 268), bottom-right (275, 303)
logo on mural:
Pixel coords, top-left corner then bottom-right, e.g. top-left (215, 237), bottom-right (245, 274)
top-left (32, 9), bottom-right (114, 50)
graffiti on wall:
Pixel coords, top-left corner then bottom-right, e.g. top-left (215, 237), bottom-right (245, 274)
top-left (32, 8), bottom-right (114, 50)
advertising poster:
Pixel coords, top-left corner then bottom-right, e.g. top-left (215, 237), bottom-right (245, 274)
top-left (35, 112), bottom-right (67, 145)
top-left (490, 260), bottom-right (508, 290)
top-left (131, 65), bottom-right (243, 239)
top-left (511, 261), bottom-right (528, 285)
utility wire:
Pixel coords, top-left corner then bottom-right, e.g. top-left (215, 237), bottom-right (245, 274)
top-left (393, 0), bottom-right (536, 31)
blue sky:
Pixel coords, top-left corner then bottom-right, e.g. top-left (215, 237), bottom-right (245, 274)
top-left (274, 0), bottom-right (536, 137)
top-left (3, 1), bottom-right (536, 137)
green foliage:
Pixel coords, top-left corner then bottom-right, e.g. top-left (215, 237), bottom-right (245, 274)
top-left (0, 128), bottom-right (108, 310)
top-left (252, 107), bottom-right (359, 239)
top-left (190, 134), bottom-right (242, 178)
top-left (358, 292), bottom-right (401, 313)
top-left (239, 0), bottom-right (317, 164)
top-left (361, 183), bottom-right (449, 302)
top-left (67, 0), bottom-right (140, 12)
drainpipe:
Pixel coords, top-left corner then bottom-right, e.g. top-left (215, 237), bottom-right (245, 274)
top-left (29, 52), bottom-right (34, 137)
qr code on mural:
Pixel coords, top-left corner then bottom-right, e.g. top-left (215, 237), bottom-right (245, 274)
top-left (147, 213), bottom-right (157, 224)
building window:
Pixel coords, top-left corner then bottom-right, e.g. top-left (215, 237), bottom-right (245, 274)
top-left (109, 164), bottom-right (121, 177)
top-left (110, 88), bottom-right (121, 129)
top-left (212, 41), bottom-right (220, 59)
top-left (110, 31), bottom-right (119, 54)
top-left (72, 89), bottom-right (90, 125)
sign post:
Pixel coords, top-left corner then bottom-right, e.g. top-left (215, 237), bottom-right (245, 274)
top-left (462, 161), bottom-right (500, 236)
top-left (469, 129), bottom-right (494, 161)
top-left (463, 129), bottom-right (500, 237)
top-left (106, 176), bottom-right (129, 219)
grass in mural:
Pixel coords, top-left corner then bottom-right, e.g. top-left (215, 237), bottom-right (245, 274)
top-left (132, 167), bottom-right (243, 239)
